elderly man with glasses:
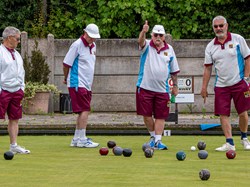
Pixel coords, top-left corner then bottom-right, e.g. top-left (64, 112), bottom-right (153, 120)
top-left (201, 15), bottom-right (250, 151)
top-left (136, 21), bottom-right (180, 150)
top-left (0, 26), bottom-right (30, 154)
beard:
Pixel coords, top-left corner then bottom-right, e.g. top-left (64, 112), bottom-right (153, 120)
top-left (154, 39), bottom-right (163, 47)
top-left (215, 30), bottom-right (226, 38)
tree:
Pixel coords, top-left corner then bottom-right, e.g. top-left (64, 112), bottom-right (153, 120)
top-left (0, 0), bottom-right (38, 35)
top-left (0, 0), bottom-right (249, 39)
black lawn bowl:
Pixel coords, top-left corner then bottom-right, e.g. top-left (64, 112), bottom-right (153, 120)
top-left (197, 141), bottom-right (206, 150)
top-left (199, 169), bottom-right (210, 180)
top-left (107, 140), bottom-right (116, 149)
top-left (144, 148), bottom-right (154, 158)
top-left (4, 151), bottom-right (14, 160)
top-left (123, 148), bottom-right (132, 157)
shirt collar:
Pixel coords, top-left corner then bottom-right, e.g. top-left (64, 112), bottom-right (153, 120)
top-left (5, 46), bottom-right (15, 53)
top-left (214, 32), bottom-right (232, 45)
top-left (149, 40), bottom-right (169, 53)
top-left (3, 45), bottom-right (15, 60)
top-left (80, 35), bottom-right (95, 49)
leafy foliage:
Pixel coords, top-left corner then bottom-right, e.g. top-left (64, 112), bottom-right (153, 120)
top-left (46, 0), bottom-right (100, 38)
top-left (0, 0), bottom-right (38, 35)
top-left (24, 81), bottom-right (59, 100)
top-left (24, 40), bottom-right (50, 84)
top-left (0, 0), bottom-right (249, 39)
top-left (23, 40), bottom-right (58, 101)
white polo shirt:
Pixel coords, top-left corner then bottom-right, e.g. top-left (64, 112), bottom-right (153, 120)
top-left (63, 36), bottom-right (97, 91)
top-left (205, 32), bottom-right (250, 87)
top-left (0, 44), bottom-right (25, 93)
top-left (137, 40), bottom-right (180, 93)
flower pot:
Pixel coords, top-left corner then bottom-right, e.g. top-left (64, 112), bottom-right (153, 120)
top-left (24, 92), bottom-right (50, 114)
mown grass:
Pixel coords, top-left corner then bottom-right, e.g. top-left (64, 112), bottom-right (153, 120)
top-left (0, 135), bottom-right (249, 187)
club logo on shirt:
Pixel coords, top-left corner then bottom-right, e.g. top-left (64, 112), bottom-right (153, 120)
top-left (164, 52), bottom-right (168, 56)
top-left (229, 44), bottom-right (234, 48)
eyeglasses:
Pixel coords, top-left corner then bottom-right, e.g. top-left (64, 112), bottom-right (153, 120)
top-left (14, 37), bottom-right (21, 42)
top-left (153, 33), bottom-right (164, 37)
top-left (10, 36), bottom-right (21, 42)
top-left (213, 24), bottom-right (224, 29)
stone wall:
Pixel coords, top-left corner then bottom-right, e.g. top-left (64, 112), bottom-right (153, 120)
top-left (20, 32), bottom-right (250, 113)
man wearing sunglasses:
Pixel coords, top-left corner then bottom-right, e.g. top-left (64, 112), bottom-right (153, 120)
top-left (0, 26), bottom-right (30, 154)
top-left (137, 21), bottom-right (180, 150)
top-left (201, 15), bottom-right (250, 151)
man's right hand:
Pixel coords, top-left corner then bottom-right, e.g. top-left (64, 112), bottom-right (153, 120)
top-left (138, 20), bottom-right (149, 48)
top-left (142, 20), bottom-right (149, 33)
top-left (200, 88), bottom-right (208, 104)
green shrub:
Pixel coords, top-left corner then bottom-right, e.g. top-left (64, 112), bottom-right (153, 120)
top-left (24, 82), bottom-right (59, 100)
top-left (23, 40), bottom-right (50, 84)
top-left (23, 40), bottom-right (59, 102)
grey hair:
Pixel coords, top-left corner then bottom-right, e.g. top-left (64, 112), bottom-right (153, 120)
top-left (2, 26), bottom-right (21, 40)
top-left (212, 16), bottom-right (227, 25)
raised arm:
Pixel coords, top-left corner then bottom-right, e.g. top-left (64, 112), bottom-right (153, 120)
top-left (138, 20), bottom-right (149, 48)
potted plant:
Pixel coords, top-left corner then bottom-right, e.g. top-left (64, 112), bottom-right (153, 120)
top-left (23, 40), bottom-right (59, 114)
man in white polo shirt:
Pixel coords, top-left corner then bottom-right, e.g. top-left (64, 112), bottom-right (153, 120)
top-left (0, 26), bottom-right (30, 154)
top-left (137, 21), bottom-right (180, 150)
top-left (63, 23), bottom-right (100, 148)
top-left (201, 15), bottom-right (250, 151)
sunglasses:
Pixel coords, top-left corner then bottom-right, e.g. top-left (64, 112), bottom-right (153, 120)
top-left (153, 33), bottom-right (164, 37)
top-left (213, 24), bottom-right (224, 29)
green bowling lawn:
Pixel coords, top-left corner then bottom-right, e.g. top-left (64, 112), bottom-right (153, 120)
top-left (0, 135), bottom-right (249, 187)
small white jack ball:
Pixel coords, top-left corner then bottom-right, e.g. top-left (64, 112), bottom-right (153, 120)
top-left (191, 146), bottom-right (196, 151)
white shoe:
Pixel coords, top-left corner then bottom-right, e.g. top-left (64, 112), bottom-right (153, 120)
top-left (215, 143), bottom-right (236, 152)
top-left (70, 138), bottom-right (79, 147)
top-left (241, 138), bottom-right (250, 150)
top-left (77, 138), bottom-right (99, 148)
top-left (10, 145), bottom-right (31, 154)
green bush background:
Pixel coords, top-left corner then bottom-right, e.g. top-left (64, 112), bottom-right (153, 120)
top-left (0, 0), bottom-right (249, 39)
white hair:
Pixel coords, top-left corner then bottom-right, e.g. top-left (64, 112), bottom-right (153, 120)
top-left (2, 26), bottom-right (21, 40)
top-left (212, 16), bottom-right (227, 26)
